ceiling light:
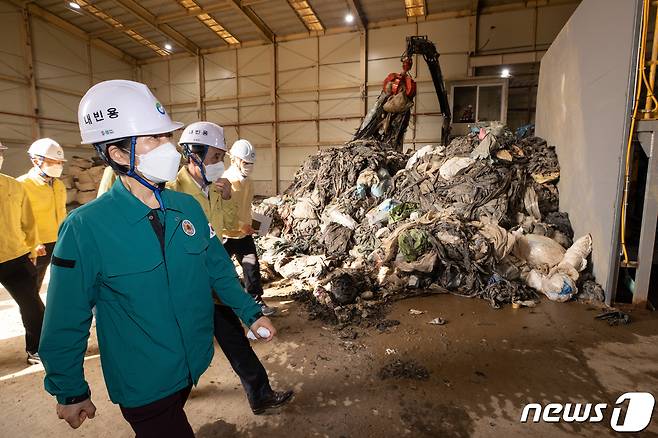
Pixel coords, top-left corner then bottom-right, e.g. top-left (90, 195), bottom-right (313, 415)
top-left (164, 43), bottom-right (173, 51)
top-left (68, 1), bottom-right (81, 9)
top-left (501, 68), bottom-right (511, 78)
top-left (345, 13), bottom-right (354, 23)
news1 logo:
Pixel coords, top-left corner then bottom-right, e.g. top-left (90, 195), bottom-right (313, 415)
top-left (520, 392), bottom-right (655, 432)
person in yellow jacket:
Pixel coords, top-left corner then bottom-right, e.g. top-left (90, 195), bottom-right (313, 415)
top-left (222, 139), bottom-right (275, 316)
top-left (0, 140), bottom-right (44, 365)
top-left (18, 138), bottom-right (68, 292)
top-left (168, 122), bottom-right (293, 415)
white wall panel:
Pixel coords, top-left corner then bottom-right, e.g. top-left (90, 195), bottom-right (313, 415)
top-left (418, 17), bottom-right (470, 53)
top-left (319, 63), bottom-right (360, 88)
top-left (141, 61), bottom-right (171, 104)
top-left (240, 124), bottom-right (272, 147)
top-left (479, 9), bottom-right (535, 52)
top-left (169, 58), bottom-right (198, 103)
top-left (320, 120), bottom-right (360, 144)
top-left (279, 122), bottom-right (317, 145)
top-left (278, 92), bottom-right (318, 120)
top-left (239, 96), bottom-right (272, 123)
top-left (32, 19), bottom-right (88, 94)
top-left (537, 4), bottom-right (580, 46)
top-left (206, 101), bottom-right (238, 125)
top-left (238, 46), bottom-right (271, 76)
top-left (239, 74), bottom-right (270, 95)
top-left (0, 4), bottom-right (25, 79)
top-left (92, 48), bottom-right (134, 83)
top-left (319, 33), bottom-right (359, 63)
top-left (319, 91), bottom-right (361, 117)
top-left (368, 24), bottom-right (416, 60)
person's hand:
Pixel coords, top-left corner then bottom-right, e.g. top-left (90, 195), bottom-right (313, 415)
top-left (36, 244), bottom-right (47, 257)
top-left (250, 316), bottom-right (276, 342)
top-left (214, 178), bottom-right (232, 200)
top-left (56, 398), bottom-right (96, 429)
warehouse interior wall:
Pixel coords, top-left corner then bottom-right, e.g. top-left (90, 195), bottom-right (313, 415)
top-left (1, 1), bottom-right (578, 194)
top-left (536, 0), bottom-right (641, 301)
top-left (0, 1), bottom-right (136, 177)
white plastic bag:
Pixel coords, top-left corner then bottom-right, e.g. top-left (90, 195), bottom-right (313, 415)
top-left (439, 157), bottom-right (475, 180)
top-left (526, 270), bottom-right (577, 302)
top-left (557, 234), bottom-right (592, 277)
top-left (513, 234), bottom-right (566, 268)
top-left (327, 208), bottom-right (358, 230)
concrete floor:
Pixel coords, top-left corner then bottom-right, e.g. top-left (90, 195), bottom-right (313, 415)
top-left (0, 281), bottom-right (657, 437)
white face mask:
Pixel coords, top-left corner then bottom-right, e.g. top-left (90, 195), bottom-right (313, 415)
top-left (41, 162), bottom-right (64, 178)
top-left (204, 161), bottom-right (225, 182)
top-left (241, 162), bottom-right (255, 178)
top-left (136, 142), bottom-right (181, 184)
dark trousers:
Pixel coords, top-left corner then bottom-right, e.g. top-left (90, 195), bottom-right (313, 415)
top-left (120, 386), bottom-right (194, 438)
top-left (0, 254), bottom-right (44, 353)
top-left (35, 242), bottom-right (56, 293)
top-left (223, 235), bottom-right (263, 298)
top-left (213, 304), bottom-right (272, 407)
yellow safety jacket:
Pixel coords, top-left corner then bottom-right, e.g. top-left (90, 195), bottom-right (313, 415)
top-left (221, 165), bottom-right (254, 239)
top-left (0, 173), bottom-right (39, 263)
top-left (166, 167), bottom-right (225, 233)
top-left (18, 168), bottom-right (67, 245)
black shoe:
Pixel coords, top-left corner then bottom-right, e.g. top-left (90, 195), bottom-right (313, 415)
top-left (251, 390), bottom-right (294, 415)
top-left (254, 297), bottom-right (277, 316)
top-left (27, 352), bottom-right (41, 365)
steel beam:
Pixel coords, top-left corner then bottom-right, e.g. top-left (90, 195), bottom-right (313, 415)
top-left (634, 120), bottom-right (658, 307)
top-left (198, 54), bottom-right (206, 119)
top-left (271, 43), bottom-right (279, 194)
top-left (20, 7), bottom-right (40, 139)
top-left (8, 1), bottom-right (138, 65)
top-left (112, 0), bottom-right (200, 55)
top-left (227, 0), bottom-right (275, 43)
top-left (347, 0), bottom-right (367, 30)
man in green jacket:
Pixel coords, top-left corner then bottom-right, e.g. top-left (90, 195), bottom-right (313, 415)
top-left (39, 79), bottom-right (275, 437)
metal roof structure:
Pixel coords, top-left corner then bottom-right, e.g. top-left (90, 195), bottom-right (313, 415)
top-left (20, 0), bottom-right (572, 62)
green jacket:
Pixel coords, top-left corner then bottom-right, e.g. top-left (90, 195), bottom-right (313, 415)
top-left (40, 179), bottom-right (261, 408)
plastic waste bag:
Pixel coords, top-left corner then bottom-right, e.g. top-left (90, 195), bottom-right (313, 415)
top-left (398, 229), bottom-right (431, 262)
top-left (366, 199), bottom-right (401, 225)
top-left (513, 234), bottom-right (566, 268)
top-left (327, 208), bottom-right (358, 230)
top-left (371, 168), bottom-right (392, 198)
top-left (526, 270), bottom-right (576, 302)
top-left (439, 156), bottom-right (475, 180)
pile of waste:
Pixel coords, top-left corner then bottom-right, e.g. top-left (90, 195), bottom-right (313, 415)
top-left (255, 123), bottom-right (604, 323)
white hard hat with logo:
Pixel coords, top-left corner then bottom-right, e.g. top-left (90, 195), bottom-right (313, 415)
top-left (28, 138), bottom-right (67, 161)
top-left (78, 80), bottom-right (183, 144)
top-left (230, 139), bottom-right (256, 163)
top-left (179, 121), bottom-right (226, 151)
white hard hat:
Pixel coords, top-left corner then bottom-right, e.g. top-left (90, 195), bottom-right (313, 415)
top-left (179, 122), bottom-right (226, 151)
top-left (0, 141), bottom-right (7, 150)
top-left (28, 138), bottom-right (67, 161)
top-left (78, 80), bottom-right (183, 144)
top-left (230, 139), bottom-right (256, 163)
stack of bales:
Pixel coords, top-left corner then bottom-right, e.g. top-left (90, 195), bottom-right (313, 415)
top-left (65, 156), bottom-right (106, 206)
